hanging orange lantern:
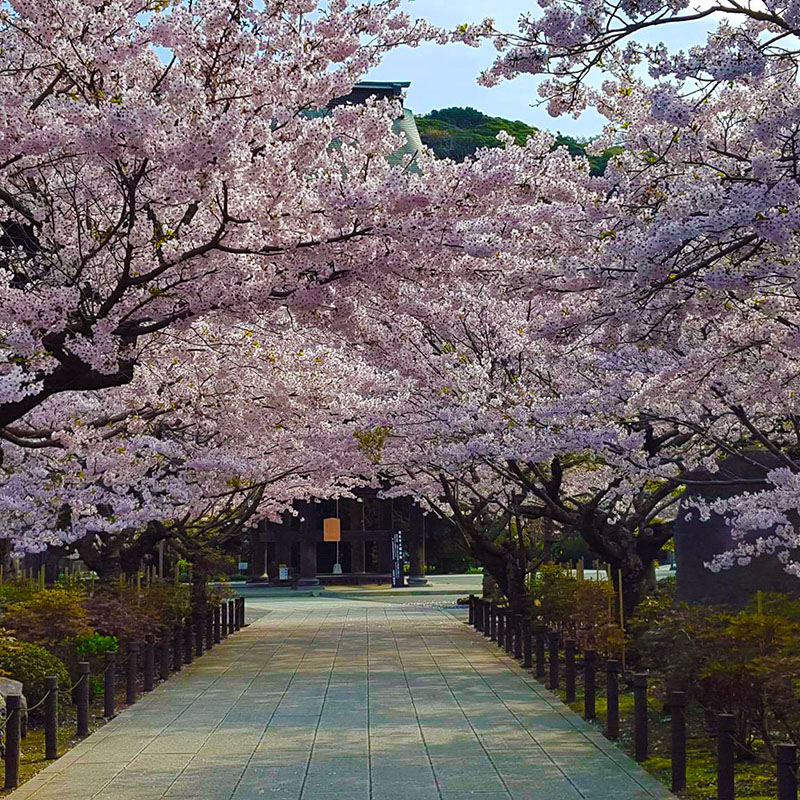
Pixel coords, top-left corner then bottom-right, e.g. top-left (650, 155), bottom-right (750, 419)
top-left (323, 517), bottom-right (341, 542)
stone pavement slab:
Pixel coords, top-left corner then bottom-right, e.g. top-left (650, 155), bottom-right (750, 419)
top-left (7, 596), bottom-right (673, 800)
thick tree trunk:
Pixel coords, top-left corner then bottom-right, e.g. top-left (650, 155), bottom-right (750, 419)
top-left (465, 531), bottom-right (529, 613)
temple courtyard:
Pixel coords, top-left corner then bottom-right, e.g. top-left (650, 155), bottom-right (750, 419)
top-left (6, 592), bottom-right (672, 800)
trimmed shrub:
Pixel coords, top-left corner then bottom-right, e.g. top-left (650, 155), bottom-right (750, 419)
top-left (0, 637), bottom-right (71, 716)
top-left (86, 586), bottom-right (160, 643)
top-left (3, 586), bottom-right (90, 646)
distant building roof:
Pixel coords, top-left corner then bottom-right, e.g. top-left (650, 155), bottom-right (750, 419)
top-left (324, 80), bottom-right (422, 169)
top-left (330, 81), bottom-right (411, 108)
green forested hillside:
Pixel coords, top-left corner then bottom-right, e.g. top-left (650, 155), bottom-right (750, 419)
top-left (415, 106), bottom-right (619, 175)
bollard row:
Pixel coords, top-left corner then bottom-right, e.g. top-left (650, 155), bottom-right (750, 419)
top-left (3, 597), bottom-right (245, 791)
top-left (465, 598), bottom-right (800, 800)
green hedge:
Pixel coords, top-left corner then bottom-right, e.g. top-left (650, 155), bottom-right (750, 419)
top-left (0, 637), bottom-right (71, 715)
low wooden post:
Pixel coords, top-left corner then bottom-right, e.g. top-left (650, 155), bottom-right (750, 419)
top-left (126, 643), bottom-right (139, 705)
top-left (183, 618), bottom-right (193, 664)
top-left (205, 608), bottom-right (213, 650)
top-left (522, 619), bottom-right (533, 669)
top-left (534, 627), bottom-right (546, 680)
top-left (483, 601), bottom-right (491, 638)
top-left (777, 743), bottom-right (798, 800)
top-left (159, 629), bottom-right (171, 679)
top-left (671, 691), bottom-right (687, 793)
top-left (173, 623), bottom-right (183, 671)
top-left (504, 615), bottom-right (514, 655)
top-left (103, 652), bottom-right (116, 717)
top-left (548, 632), bottom-right (560, 690)
top-left (497, 609), bottom-right (505, 648)
top-left (239, 597), bottom-right (246, 627)
top-left (565, 640), bottom-right (576, 702)
top-left (717, 713), bottom-right (735, 800)
top-left (44, 675), bottom-right (58, 759)
top-left (584, 649), bottom-right (596, 720)
top-left (144, 634), bottom-right (155, 692)
top-left (77, 661), bottom-right (90, 737)
top-left (4, 694), bottom-right (21, 789)
top-left (514, 616), bottom-right (523, 660)
top-left (468, 595), bottom-right (475, 626)
top-left (221, 602), bottom-right (229, 638)
top-left (214, 604), bottom-right (221, 643)
top-left (228, 599), bottom-right (235, 633)
top-left (194, 615), bottom-right (204, 656)
top-left (490, 604), bottom-right (497, 641)
top-left (606, 659), bottom-right (620, 739)
top-left (633, 674), bottom-right (648, 762)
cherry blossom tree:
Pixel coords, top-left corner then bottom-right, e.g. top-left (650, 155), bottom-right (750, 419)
top-left (0, 312), bottom-right (393, 564)
top-left (439, 1), bottom-right (800, 580)
top-left (0, 0), bottom-right (459, 434)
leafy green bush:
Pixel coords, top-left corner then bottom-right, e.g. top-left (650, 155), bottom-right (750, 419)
top-left (75, 633), bottom-right (118, 658)
top-left (3, 586), bottom-right (90, 646)
top-left (528, 565), bottom-right (620, 655)
top-left (0, 637), bottom-right (71, 716)
top-left (628, 592), bottom-right (800, 759)
top-left (138, 583), bottom-right (191, 627)
top-left (530, 564), bottom-right (576, 628)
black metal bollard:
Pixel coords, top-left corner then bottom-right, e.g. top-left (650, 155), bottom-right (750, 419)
top-left (77, 661), bottom-right (90, 737)
top-left (159, 629), bottom-right (171, 679)
top-left (144, 634), bottom-right (155, 692)
top-left (483, 601), bottom-right (491, 638)
top-left (633, 674), bottom-right (649, 762)
top-left (195, 615), bottom-right (204, 656)
top-left (514, 616), bottom-right (523, 660)
top-left (221, 602), bottom-right (229, 638)
top-left (522, 619), bottom-right (532, 669)
top-left (505, 615), bottom-right (514, 655)
top-left (173, 623), bottom-right (183, 671)
top-left (205, 608), bottom-right (213, 650)
top-left (777, 743), bottom-right (798, 800)
top-left (534, 627), bottom-right (546, 680)
top-left (183, 618), bottom-right (194, 664)
top-left (490, 604), bottom-right (497, 641)
top-left (565, 640), bottom-right (576, 702)
top-left (228, 599), bottom-right (235, 633)
top-left (104, 652), bottom-right (116, 718)
top-left (605, 659), bottom-right (620, 739)
top-left (584, 649), bottom-right (596, 720)
top-left (126, 643), bottom-right (139, 705)
top-left (239, 597), bottom-right (246, 627)
top-left (671, 691), bottom-right (687, 792)
top-left (717, 713), bottom-right (735, 800)
top-left (497, 609), bottom-right (505, 648)
top-left (468, 595), bottom-right (475, 626)
top-left (214, 604), bottom-right (222, 643)
top-left (4, 694), bottom-right (21, 789)
top-left (548, 632), bottom-right (560, 690)
top-left (44, 675), bottom-right (58, 759)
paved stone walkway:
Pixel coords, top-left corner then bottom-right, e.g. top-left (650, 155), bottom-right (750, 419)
top-left (9, 597), bottom-right (672, 800)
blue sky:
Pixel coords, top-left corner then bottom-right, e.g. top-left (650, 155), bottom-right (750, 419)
top-left (366, 0), bottom-right (716, 138)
